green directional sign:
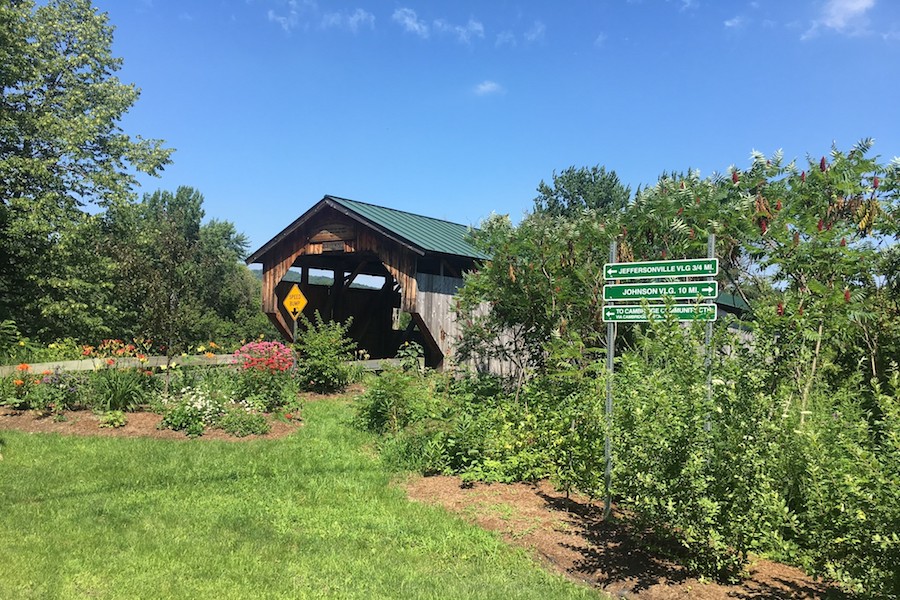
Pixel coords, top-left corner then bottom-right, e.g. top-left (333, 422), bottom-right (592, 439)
top-left (601, 303), bottom-right (717, 323)
top-left (603, 280), bottom-right (718, 302)
top-left (604, 258), bottom-right (718, 280)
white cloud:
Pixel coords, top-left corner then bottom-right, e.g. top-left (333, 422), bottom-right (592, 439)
top-left (495, 30), bottom-right (516, 47)
top-left (392, 7), bottom-right (429, 38)
top-left (267, 0), bottom-right (317, 32)
top-left (524, 20), bottom-right (546, 43)
top-left (821, 0), bottom-right (874, 29)
top-left (474, 80), bottom-right (504, 96)
top-left (434, 18), bottom-right (484, 44)
top-left (321, 8), bottom-right (374, 33)
top-left (803, 0), bottom-right (875, 39)
top-left (667, 0), bottom-right (698, 10)
top-left (594, 32), bottom-right (608, 47)
top-left (724, 15), bottom-right (745, 28)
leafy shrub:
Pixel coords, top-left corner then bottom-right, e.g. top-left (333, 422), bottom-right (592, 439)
top-left (294, 312), bottom-right (356, 394)
top-left (0, 321), bottom-right (86, 364)
top-left (157, 388), bottom-right (226, 437)
top-left (0, 379), bottom-right (24, 410)
top-left (98, 410), bottom-right (127, 428)
top-left (782, 370), bottom-right (900, 597)
top-left (357, 369), bottom-right (554, 482)
top-left (233, 340), bottom-right (297, 410)
top-left (611, 318), bottom-right (791, 580)
top-left (218, 408), bottom-right (270, 437)
top-left (1, 364), bottom-right (38, 410)
top-left (28, 370), bottom-right (84, 414)
top-left (396, 341), bottom-right (424, 372)
top-left (91, 366), bottom-right (153, 412)
top-left (356, 367), bottom-right (433, 435)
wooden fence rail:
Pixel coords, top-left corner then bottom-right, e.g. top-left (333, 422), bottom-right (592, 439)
top-left (0, 355), bottom-right (405, 377)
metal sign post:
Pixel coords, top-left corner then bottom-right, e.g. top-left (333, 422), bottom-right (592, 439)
top-left (604, 239), bottom-right (616, 521)
top-left (600, 239), bottom-right (721, 519)
top-left (704, 234), bottom-right (716, 431)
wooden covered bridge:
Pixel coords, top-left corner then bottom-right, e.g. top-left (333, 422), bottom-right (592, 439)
top-left (245, 196), bottom-right (487, 368)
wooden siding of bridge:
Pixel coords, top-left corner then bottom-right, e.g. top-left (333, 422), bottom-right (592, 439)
top-left (414, 273), bottom-right (519, 376)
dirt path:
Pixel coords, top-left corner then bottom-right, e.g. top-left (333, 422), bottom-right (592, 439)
top-left (405, 476), bottom-right (848, 599)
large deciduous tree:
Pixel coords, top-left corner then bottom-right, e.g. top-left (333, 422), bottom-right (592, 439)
top-left (456, 166), bottom-right (630, 375)
top-left (0, 0), bottom-right (172, 338)
top-left (106, 186), bottom-right (275, 354)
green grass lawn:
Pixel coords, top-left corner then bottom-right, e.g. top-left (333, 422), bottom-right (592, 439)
top-left (0, 399), bottom-right (599, 599)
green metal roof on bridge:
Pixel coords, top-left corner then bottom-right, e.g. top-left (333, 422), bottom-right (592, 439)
top-left (245, 195), bottom-right (488, 266)
top-left (326, 196), bottom-right (487, 260)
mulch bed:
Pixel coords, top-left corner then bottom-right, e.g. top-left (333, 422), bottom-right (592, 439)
top-left (405, 476), bottom-right (849, 599)
top-left (0, 407), bottom-right (301, 442)
top-left (0, 384), bottom-right (368, 441)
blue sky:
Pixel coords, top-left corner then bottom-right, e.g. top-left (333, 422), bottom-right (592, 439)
top-left (96, 0), bottom-right (900, 253)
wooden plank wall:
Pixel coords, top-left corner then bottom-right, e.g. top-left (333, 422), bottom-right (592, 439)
top-left (414, 273), bottom-right (519, 377)
top-left (414, 273), bottom-right (462, 362)
top-left (356, 229), bottom-right (417, 313)
top-left (460, 302), bottom-right (523, 379)
top-left (261, 231), bottom-right (308, 338)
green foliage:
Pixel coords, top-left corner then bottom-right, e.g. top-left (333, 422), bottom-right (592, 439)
top-left (781, 370), bottom-right (900, 597)
top-left (396, 341), bottom-right (424, 372)
top-left (294, 312), bottom-right (357, 393)
top-left (156, 388), bottom-right (226, 438)
top-left (0, 401), bottom-right (597, 599)
top-left (0, 4), bottom-right (272, 351)
top-left (217, 408), bottom-right (271, 437)
top-left (25, 370), bottom-right (83, 415)
top-left (534, 165), bottom-right (630, 218)
top-left (232, 340), bottom-right (298, 411)
top-left (402, 143), bottom-right (899, 594)
top-left (0, 0), bottom-right (172, 341)
top-left (610, 318), bottom-right (789, 579)
top-left (0, 372), bottom-right (30, 410)
top-left (356, 367), bottom-right (435, 436)
top-left (357, 370), bottom-right (558, 482)
top-left (90, 366), bottom-right (151, 412)
top-left (456, 211), bottom-right (614, 374)
top-left (98, 410), bottom-right (127, 428)
top-left (0, 321), bottom-right (21, 362)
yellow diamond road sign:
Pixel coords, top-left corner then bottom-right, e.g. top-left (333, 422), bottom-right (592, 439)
top-left (283, 284), bottom-right (308, 320)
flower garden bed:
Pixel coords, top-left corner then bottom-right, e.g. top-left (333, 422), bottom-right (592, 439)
top-left (0, 406), bottom-right (301, 442)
